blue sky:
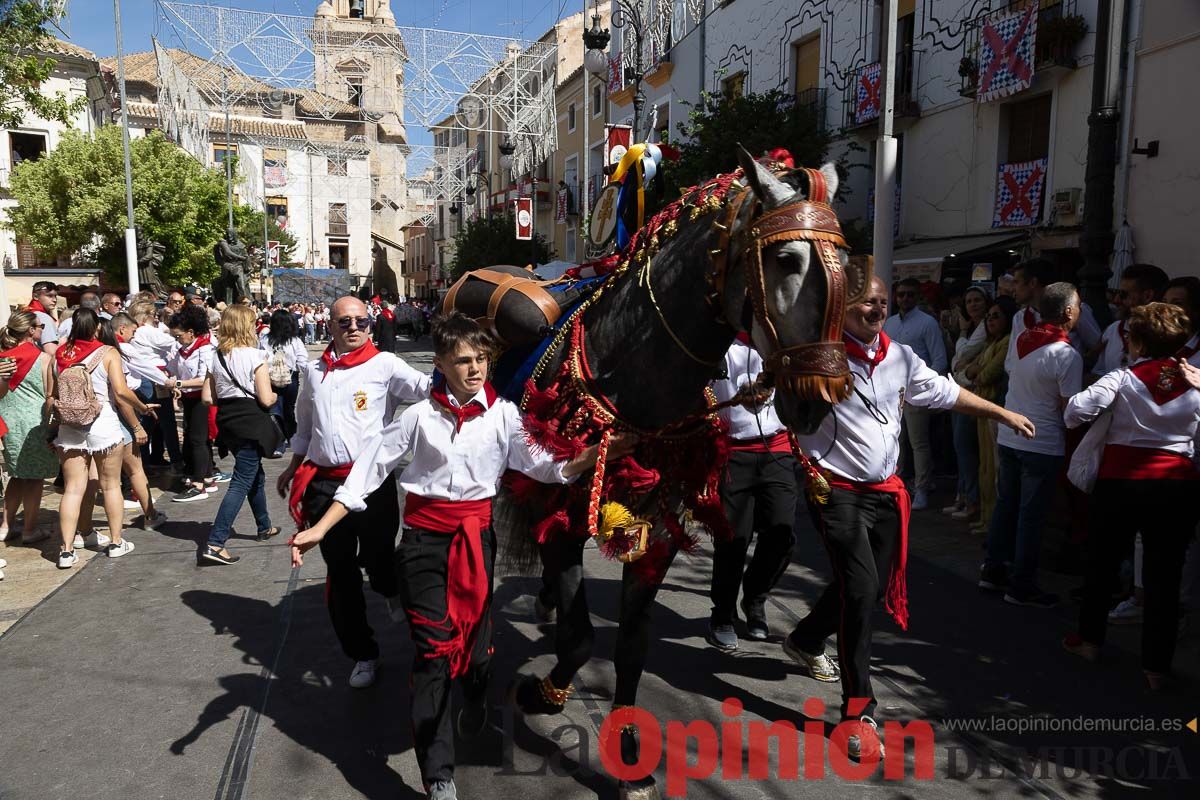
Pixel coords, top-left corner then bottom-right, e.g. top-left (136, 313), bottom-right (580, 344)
top-left (65, 0), bottom-right (579, 58)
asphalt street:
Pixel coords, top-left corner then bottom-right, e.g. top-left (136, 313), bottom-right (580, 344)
top-left (0, 337), bottom-right (1197, 800)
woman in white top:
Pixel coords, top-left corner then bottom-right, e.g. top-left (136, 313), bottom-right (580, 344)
top-left (945, 285), bottom-right (991, 520)
top-left (201, 305), bottom-right (280, 564)
top-left (260, 309), bottom-right (307, 455)
top-left (1062, 303), bottom-right (1200, 689)
top-left (52, 308), bottom-right (155, 569)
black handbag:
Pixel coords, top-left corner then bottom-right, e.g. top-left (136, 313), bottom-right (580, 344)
top-left (216, 349), bottom-right (285, 456)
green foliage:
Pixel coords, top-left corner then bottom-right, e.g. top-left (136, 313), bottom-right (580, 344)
top-left (449, 213), bottom-right (553, 282)
top-left (0, 1), bottom-right (88, 129)
top-left (4, 127), bottom-right (233, 286)
top-left (233, 204), bottom-right (298, 269)
top-left (670, 88), bottom-right (833, 192)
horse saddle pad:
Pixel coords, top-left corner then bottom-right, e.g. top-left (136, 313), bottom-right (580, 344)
top-left (441, 265), bottom-right (563, 348)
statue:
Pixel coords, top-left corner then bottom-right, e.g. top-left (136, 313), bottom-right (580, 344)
top-left (135, 226), bottom-right (168, 299)
top-left (213, 226), bottom-right (250, 303)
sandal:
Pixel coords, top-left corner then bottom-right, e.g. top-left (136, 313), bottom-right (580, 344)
top-left (256, 526), bottom-right (281, 541)
top-left (200, 546), bottom-right (240, 565)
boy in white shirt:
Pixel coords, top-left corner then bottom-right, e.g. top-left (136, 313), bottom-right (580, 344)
top-left (290, 311), bottom-right (624, 800)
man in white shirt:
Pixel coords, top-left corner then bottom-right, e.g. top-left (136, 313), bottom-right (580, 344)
top-left (982, 282), bottom-right (1084, 608)
top-left (787, 275), bottom-right (1033, 761)
top-left (705, 337), bottom-right (798, 650)
top-left (882, 278), bottom-right (947, 510)
top-left (27, 281), bottom-right (60, 354)
top-left (1093, 263), bottom-right (1168, 377)
top-left (1007, 258), bottom-right (1102, 373)
top-left (278, 295), bottom-right (430, 689)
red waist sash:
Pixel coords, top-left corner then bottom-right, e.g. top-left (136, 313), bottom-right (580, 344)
top-left (1098, 444), bottom-right (1198, 481)
top-left (288, 461), bottom-right (353, 527)
top-left (728, 430), bottom-right (792, 454)
top-left (825, 472), bottom-right (911, 631)
top-left (403, 494), bottom-right (494, 679)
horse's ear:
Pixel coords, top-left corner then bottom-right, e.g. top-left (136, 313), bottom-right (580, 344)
top-left (818, 162), bottom-right (839, 200)
top-left (736, 144), bottom-right (793, 209)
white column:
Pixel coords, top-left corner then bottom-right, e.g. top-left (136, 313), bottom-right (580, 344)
top-left (873, 0), bottom-right (898, 288)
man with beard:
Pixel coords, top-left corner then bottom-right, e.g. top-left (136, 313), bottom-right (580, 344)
top-left (784, 275), bottom-right (1034, 762)
top-left (1093, 263), bottom-right (1169, 376)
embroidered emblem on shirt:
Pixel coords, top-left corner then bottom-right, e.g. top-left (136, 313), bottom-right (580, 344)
top-left (1158, 363), bottom-right (1181, 393)
top-left (353, 390), bottom-right (368, 412)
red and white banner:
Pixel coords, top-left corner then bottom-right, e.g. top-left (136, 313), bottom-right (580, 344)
top-left (267, 239), bottom-right (281, 267)
top-left (555, 187), bottom-right (569, 223)
top-left (993, 158), bottom-right (1047, 227)
top-left (854, 62), bottom-right (882, 125)
top-left (607, 56), bottom-right (622, 92)
top-left (514, 197), bottom-right (533, 241)
top-left (977, 4), bottom-right (1038, 103)
top-left (605, 124), bottom-right (632, 169)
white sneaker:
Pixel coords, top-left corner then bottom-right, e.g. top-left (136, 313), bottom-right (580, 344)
top-left (107, 539), bottom-right (135, 558)
top-left (1108, 597), bottom-right (1143, 625)
top-left (911, 490), bottom-right (930, 511)
top-left (348, 659), bottom-right (378, 689)
top-left (846, 715), bottom-right (885, 761)
top-left (57, 551), bottom-right (78, 569)
top-left (73, 530), bottom-right (112, 550)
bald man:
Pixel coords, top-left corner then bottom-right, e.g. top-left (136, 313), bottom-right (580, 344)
top-left (279, 295), bottom-right (431, 688)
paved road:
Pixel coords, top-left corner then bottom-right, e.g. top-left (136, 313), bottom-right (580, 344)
top-left (1, 337), bottom-right (1196, 800)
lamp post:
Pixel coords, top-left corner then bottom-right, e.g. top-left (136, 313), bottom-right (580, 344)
top-left (585, 0), bottom-right (647, 140)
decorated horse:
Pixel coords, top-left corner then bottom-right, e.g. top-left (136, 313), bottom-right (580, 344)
top-left (445, 146), bottom-right (871, 798)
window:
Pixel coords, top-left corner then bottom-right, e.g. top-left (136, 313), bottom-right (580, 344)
top-left (348, 78), bottom-right (363, 108)
top-left (266, 197), bottom-right (288, 230)
top-left (212, 142), bottom-right (237, 167)
top-left (328, 202), bottom-right (348, 235)
top-left (592, 84), bottom-right (602, 116)
top-left (1004, 93), bottom-right (1052, 163)
top-left (792, 34), bottom-right (820, 94)
top-left (567, 103), bottom-right (576, 133)
top-left (897, 11), bottom-right (916, 101)
top-left (722, 71), bottom-right (746, 101)
top-left (328, 240), bottom-right (349, 269)
top-left (9, 132), bottom-right (47, 166)
top-left (327, 154), bottom-right (348, 176)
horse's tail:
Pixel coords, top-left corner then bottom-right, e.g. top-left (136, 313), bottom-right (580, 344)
top-left (493, 483), bottom-right (545, 577)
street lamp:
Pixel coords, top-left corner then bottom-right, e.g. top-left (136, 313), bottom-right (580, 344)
top-left (499, 137), bottom-right (516, 172)
top-left (585, 0), bottom-right (649, 139)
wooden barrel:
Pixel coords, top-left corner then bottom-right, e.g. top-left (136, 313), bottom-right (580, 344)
top-left (441, 265), bottom-right (563, 348)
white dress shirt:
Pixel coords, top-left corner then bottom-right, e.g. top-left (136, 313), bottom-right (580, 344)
top-left (333, 388), bottom-right (572, 511)
top-left (883, 307), bottom-right (947, 373)
top-left (167, 339), bottom-right (214, 394)
top-left (291, 349), bottom-right (431, 467)
top-left (711, 341), bottom-right (785, 440)
top-left (1065, 361), bottom-right (1200, 456)
top-left (795, 334), bottom-right (961, 483)
top-left (119, 341), bottom-right (169, 389)
top-left (1000, 340), bottom-right (1082, 456)
top-left (1092, 320), bottom-right (1129, 376)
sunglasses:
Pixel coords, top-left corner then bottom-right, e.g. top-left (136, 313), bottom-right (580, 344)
top-left (337, 316), bottom-right (371, 331)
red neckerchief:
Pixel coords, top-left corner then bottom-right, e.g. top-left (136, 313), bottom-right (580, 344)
top-left (825, 473), bottom-right (911, 630)
top-left (402, 494), bottom-right (494, 678)
top-left (1016, 323), bottom-right (1070, 359)
top-left (27, 299), bottom-right (49, 315)
top-left (430, 378), bottom-right (496, 432)
top-left (734, 331), bottom-right (752, 346)
top-left (843, 331), bottom-right (890, 376)
top-left (1, 342), bottom-right (42, 390)
top-left (55, 339), bottom-right (104, 372)
top-left (1129, 357), bottom-right (1191, 405)
top-left (179, 333), bottom-right (211, 360)
top-left (319, 341), bottom-right (380, 380)
top-left (1023, 306), bottom-right (1037, 330)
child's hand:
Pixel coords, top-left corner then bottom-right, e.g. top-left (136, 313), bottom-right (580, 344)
top-left (289, 526), bottom-right (326, 567)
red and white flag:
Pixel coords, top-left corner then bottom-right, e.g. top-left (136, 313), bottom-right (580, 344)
top-left (514, 197), bottom-right (533, 241)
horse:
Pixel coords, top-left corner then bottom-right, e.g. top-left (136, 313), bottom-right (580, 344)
top-left (466, 146), bottom-right (870, 799)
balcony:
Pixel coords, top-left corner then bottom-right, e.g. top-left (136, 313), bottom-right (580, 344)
top-left (958, 0), bottom-right (1085, 98)
top-left (794, 87), bottom-right (830, 132)
top-left (842, 45), bottom-right (921, 131)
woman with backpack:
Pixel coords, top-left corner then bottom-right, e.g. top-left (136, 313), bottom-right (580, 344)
top-left (52, 308), bottom-right (155, 569)
top-left (261, 309), bottom-right (306, 458)
top-left (201, 305), bottom-right (281, 564)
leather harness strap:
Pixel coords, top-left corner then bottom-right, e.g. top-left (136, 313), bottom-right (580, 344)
top-left (442, 268), bottom-right (563, 341)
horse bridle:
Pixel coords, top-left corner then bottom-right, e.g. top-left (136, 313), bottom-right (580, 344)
top-left (709, 167), bottom-right (859, 404)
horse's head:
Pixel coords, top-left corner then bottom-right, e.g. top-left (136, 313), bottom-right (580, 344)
top-left (716, 147), bottom-right (872, 434)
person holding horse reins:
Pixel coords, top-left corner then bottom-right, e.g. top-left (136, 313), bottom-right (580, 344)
top-left (786, 274), bottom-right (1035, 762)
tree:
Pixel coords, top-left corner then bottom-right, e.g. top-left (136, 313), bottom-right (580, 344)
top-left (449, 213), bottom-right (553, 282)
top-left (5, 126), bottom-right (232, 286)
top-left (0, 1), bottom-right (88, 129)
top-left (234, 205), bottom-right (298, 271)
top-left (669, 88), bottom-right (833, 192)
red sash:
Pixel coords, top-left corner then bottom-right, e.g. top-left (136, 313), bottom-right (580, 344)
top-left (55, 339), bottom-right (103, 372)
top-left (288, 461), bottom-right (354, 527)
top-left (318, 341), bottom-right (380, 380)
top-left (825, 472), bottom-right (911, 630)
top-left (403, 494), bottom-right (494, 679)
top-left (1098, 444), bottom-right (1198, 481)
top-left (1016, 323), bottom-right (1070, 359)
top-left (1, 342), bottom-right (42, 390)
top-left (843, 331), bottom-right (890, 376)
top-left (1130, 357), bottom-right (1190, 405)
top-left (729, 430), bottom-right (792, 453)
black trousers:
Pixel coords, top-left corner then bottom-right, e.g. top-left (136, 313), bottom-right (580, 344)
top-left (710, 451), bottom-right (797, 623)
top-left (1079, 478), bottom-right (1199, 673)
top-left (397, 525), bottom-right (496, 784)
top-left (790, 486), bottom-right (900, 719)
top-left (180, 395), bottom-right (212, 482)
top-left (303, 476), bottom-right (400, 662)
top-left (544, 533), bottom-right (673, 707)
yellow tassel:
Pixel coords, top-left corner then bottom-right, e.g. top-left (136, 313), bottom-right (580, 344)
top-left (597, 501), bottom-right (635, 542)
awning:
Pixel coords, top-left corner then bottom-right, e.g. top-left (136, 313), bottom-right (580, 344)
top-left (371, 231), bottom-right (405, 251)
top-left (892, 232), bottom-right (1026, 266)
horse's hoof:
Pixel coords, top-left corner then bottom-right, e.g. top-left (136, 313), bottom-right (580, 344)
top-left (617, 778), bottom-right (660, 800)
top-left (508, 674), bottom-right (567, 717)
